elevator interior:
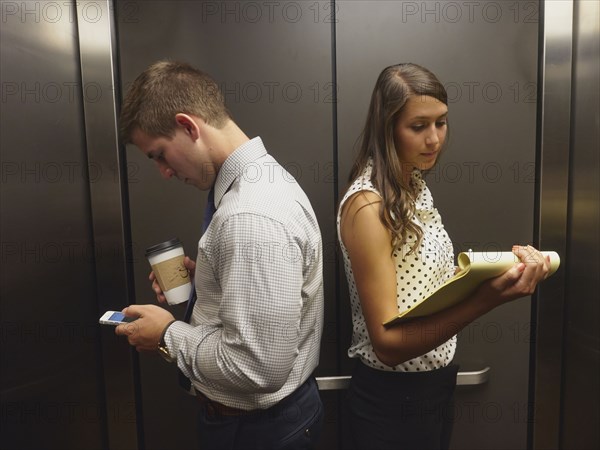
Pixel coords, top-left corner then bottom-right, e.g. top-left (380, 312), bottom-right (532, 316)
top-left (1, 1), bottom-right (598, 449)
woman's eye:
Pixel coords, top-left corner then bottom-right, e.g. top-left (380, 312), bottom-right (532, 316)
top-left (411, 125), bottom-right (425, 131)
top-left (436, 121), bottom-right (447, 128)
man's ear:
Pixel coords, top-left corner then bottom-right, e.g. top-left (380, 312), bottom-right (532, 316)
top-left (175, 113), bottom-right (201, 141)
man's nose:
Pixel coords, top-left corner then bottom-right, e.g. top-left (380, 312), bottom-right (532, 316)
top-left (157, 162), bottom-right (174, 179)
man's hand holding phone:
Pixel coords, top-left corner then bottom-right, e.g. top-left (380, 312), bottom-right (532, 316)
top-left (114, 305), bottom-right (176, 352)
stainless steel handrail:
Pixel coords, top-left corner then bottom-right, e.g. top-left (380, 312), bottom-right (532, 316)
top-left (455, 367), bottom-right (491, 386)
top-left (316, 367), bottom-right (491, 391)
top-left (316, 376), bottom-right (351, 391)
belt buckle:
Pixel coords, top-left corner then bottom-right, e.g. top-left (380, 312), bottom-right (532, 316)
top-left (204, 402), bottom-right (219, 419)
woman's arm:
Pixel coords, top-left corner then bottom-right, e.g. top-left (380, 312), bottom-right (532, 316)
top-left (340, 191), bottom-right (550, 367)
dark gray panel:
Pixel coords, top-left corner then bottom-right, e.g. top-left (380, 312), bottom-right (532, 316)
top-left (561, 0), bottom-right (600, 448)
top-left (336, 2), bottom-right (538, 449)
top-left (116, 1), bottom-right (335, 448)
top-left (0, 2), bottom-right (105, 448)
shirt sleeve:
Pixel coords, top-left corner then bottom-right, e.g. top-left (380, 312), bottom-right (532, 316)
top-left (165, 213), bottom-right (305, 394)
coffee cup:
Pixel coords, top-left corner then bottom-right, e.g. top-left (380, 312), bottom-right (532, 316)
top-left (145, 238), bottom-right (192, 305)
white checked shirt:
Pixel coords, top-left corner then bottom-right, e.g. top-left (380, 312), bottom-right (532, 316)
top-left (165, 137), bottom-right (324, 410)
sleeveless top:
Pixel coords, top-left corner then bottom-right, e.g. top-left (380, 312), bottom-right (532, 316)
top-left (337, 160), bottom-right (456, 372)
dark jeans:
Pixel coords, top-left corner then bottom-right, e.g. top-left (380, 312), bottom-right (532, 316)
top-left (197, 378), bottom-right (324, 450)
top-left (347, 361), bottom-right (458, 450)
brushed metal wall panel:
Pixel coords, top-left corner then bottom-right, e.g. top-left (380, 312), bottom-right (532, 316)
top-left (0, 1), bottom-right (105, 448)
top-left (532, 0), bottom-right (573, 447)
top-left (560, 0), bottom-right (600, 448)
top-left (75, 1), bottom-right (140, 448)
top-left (335, 2), bottom-right (538, 449)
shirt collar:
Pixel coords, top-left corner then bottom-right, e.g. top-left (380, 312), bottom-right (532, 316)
top-left (213, 137), bottom-right (267, 208)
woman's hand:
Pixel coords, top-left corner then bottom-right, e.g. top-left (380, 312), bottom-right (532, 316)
top-left (477, 245), bottom-right (550, 308)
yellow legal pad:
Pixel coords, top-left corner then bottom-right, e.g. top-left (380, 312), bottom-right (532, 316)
top-left (383, 250), bottom-right (560, 326)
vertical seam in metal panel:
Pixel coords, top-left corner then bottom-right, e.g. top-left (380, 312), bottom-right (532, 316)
top-left (110, 3), bottom-right (145, 448)
top-left (559, 2), bottom-right (580, 446)
top-left (71, 2), bottom-right (110, 448)
top-left (330, 0), bottom-right (339, 369)
top-left (528, 0), bottom-right (545, 445)
top-left (329, 1), bottom-right (342, 448)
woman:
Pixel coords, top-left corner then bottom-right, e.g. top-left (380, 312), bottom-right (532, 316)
top-left (337, 63), bottom-right (550, 449)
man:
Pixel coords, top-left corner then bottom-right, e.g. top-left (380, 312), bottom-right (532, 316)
top-left (116, 61), bottom-right (324, 449)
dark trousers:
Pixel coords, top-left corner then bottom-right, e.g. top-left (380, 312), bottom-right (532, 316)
top-left (197, 378), bottom-right (324, 450)
top-left (346, 361), bottom-right (458, 450)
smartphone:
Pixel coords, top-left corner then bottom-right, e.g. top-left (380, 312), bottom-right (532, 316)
top-left (99, 311), bottom-right (137, 326)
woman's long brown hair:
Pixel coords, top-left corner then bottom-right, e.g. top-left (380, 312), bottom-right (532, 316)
top-left (347, 63), bottom-right (448, 255)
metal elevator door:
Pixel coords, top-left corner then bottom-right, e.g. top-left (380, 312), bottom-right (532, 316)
top-left (0, 2), bottom-right (108, 448)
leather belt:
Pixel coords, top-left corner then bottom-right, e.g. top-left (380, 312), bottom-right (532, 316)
top-left (195, 390), bottom-right (255, 417)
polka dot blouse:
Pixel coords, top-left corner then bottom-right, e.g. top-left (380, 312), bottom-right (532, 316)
top-left (337, 160), bottom-right (456, 372)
